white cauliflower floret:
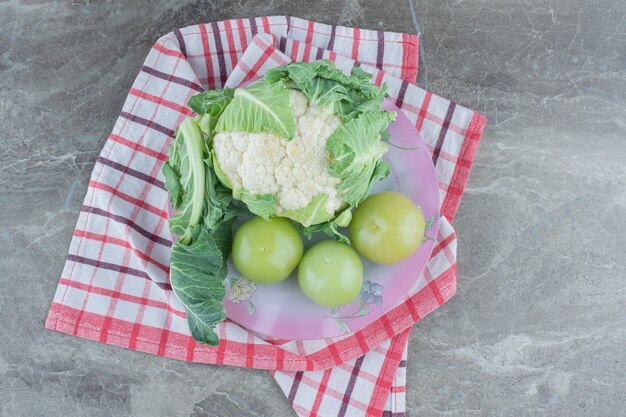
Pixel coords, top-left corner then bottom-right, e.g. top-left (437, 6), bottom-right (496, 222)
top-left (213, 90), bottom-right (344, 215)
top-left (213, 135), bottom-right (243, 187)
top-left (238, 133), bottom-right (285, 195)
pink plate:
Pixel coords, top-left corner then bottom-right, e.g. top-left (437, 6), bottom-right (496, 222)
top-left (223, 100), bottom-right (440, 340)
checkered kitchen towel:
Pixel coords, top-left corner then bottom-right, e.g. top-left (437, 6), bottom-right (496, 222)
top-left (45, 16), bottom-right (485, 417)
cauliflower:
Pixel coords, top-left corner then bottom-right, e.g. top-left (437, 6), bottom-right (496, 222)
top-left (213, 90), bottom-right (344, 216)
top-left (162, 60), bottom-right (395, 347)
top-left (197, 60), bottom-right (394, 229)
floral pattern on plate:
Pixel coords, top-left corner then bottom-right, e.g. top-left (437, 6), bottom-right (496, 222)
top-left (326, 281), bottom-right (384, 334)
top-left (228, 276), bottom-right (258, 316)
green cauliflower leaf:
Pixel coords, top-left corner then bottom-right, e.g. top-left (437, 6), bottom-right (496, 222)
top-left (216, 79), bottom-right (296, 139)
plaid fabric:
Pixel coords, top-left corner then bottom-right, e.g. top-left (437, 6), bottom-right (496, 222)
top-left (173, 16), bottom-right (418, 91)
top-left (45, 16), bottom-right (485, 417)
top-left (274, 329), bottom-right (410, 417)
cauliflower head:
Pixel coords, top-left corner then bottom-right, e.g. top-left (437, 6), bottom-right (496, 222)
top-left (213, 90), bottom-right (344, 226)
top-left (193, 60), bottom-right (396, 231)
top-left (161, 60), bottom-right (395, 348)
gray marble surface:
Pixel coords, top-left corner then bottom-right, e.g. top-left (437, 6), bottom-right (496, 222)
top-left (1, 0), bottom-right (625, 416)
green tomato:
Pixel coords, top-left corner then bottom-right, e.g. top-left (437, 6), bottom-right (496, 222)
top-left (350, 192), bottom-right (425, 265)
top-left (298, 240), bottom-right (363, 307)
top-left (232, 216), bottom-right (303, 284)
